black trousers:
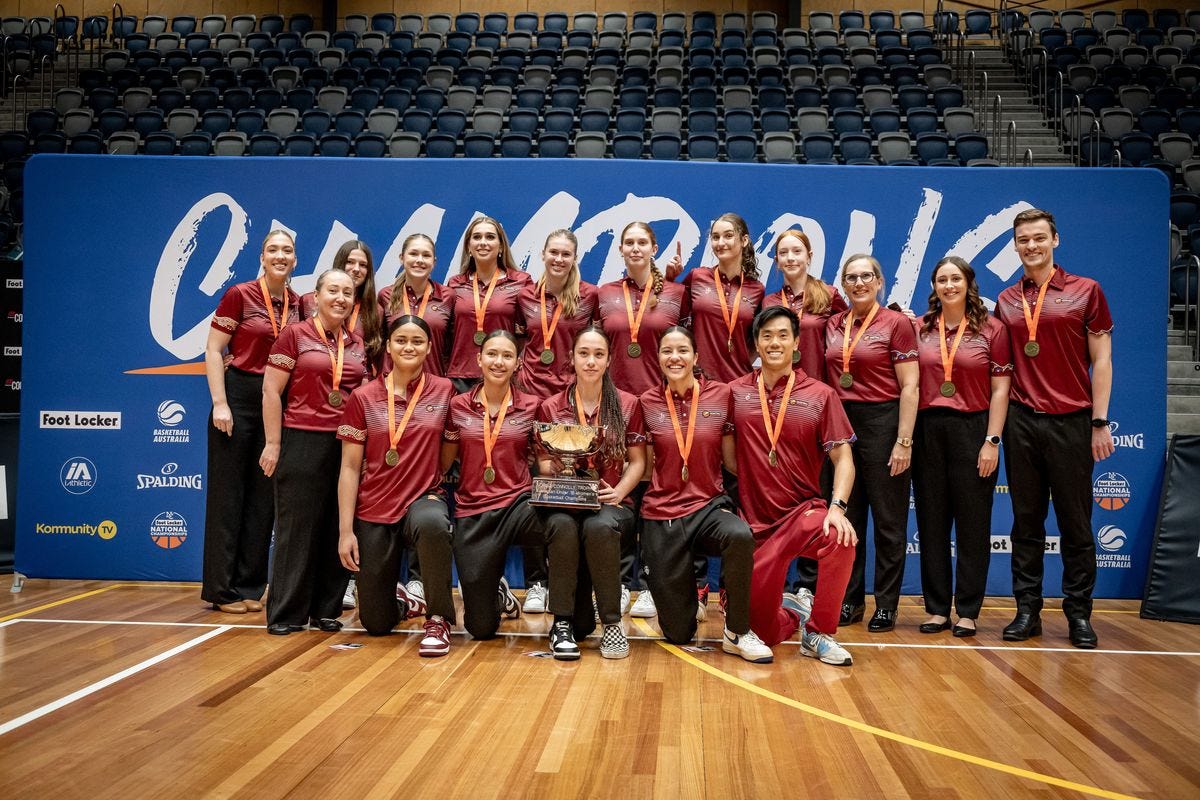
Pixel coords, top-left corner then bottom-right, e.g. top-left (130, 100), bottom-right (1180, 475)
top-left (1004, 403), bottom-right (1096, 619)
top-left (540, 504), bottom-right (634, 633)
top-left (453, 494), bottom-right (555, 639)
top-left (841, 400), bottom-right (912, 611)
top-left (912, 409), bottom-right (996, 619)
top-left (201, 368), bottom-right (275, 606)
top-left (620, 482), bottom-right (648, 589)
top-left (267, 427), bottom-right (349, 626)
top-left (641, 496), bottom-right (755, 644)
top-left (354, 497), bottom-right (454, 635)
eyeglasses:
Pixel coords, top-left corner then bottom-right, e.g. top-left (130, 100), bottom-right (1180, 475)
top-left (843, 272), bottom-right (876, 284)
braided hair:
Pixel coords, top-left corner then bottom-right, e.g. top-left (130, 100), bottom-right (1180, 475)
top-left (569, 324), bottom-right (627, 467)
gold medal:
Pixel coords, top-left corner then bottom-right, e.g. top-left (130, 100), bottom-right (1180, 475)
top-left (940, 381), bottom-right (956, 397)
top-left (385, 449), bottom-right (400, 467)
top-left (539, 348), bottom-right (555, 365)
top-left (1024, 341), bottom-right (1040, 357)
top-left (839, 373), bottom-right (854, 389)
top-left (768, 449), bottom-right (778, 467)
top-left (681, 465), bottom-right (690, 482)
top-left (483, 466), bottom-right (496, 484)
top-left (791, 351), bottom-right (801, 365)
top-left (328, 390), bottom-right (343, 407)
top-left (473, 330), bottom-right (486, 346)
top-left (727, 338), bottom-right (733, 353)
top-left (627, 342), bottom-right (642, 357)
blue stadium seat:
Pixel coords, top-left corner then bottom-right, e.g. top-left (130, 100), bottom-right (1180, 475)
top-left (802, 131), bottom-right (837, 164)
top-left (464, 131), bottom-right (496, 157)
top-left (499, 131), bottom-right (533, 157)
top-left (249, 132), bottom-right (282, 155)
top-left (537, 131), bottom-right (570, 157)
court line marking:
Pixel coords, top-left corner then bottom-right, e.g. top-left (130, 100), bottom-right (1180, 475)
top-left (0, 584), bottom-right (127, 624)
top-left (0, 625), bottom-right (231, 737)
top-left (632, 618), bottom-right (1139, 800)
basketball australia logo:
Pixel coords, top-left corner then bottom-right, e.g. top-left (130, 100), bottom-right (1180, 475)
top-left (153, 400), bottom-right (190, 444)
top-left (1093, 472), bottom-right (1132, 510)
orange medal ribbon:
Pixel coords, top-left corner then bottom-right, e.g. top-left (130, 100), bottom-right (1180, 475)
top-left (937, 313), bottom-right (968, 390)
top-left (480, 386), bottom-right (512, 483)
top-left (663, 379), bottom-right (699, 482)
top-left (713, 267), bottom-right (745, 352)
top-left (347, 301), bottom-right (360, 333)
top-left (1019, 268), bottom-right (1055, 352)
top-left (841, 302), bottom-right (880, 375)
top-left (401, 282), bottom-right (432, 317)
top-left (312, 315), bottom-right (345, 403)
top-left (472, 272), bottom-right (501, 340)
top-left (539, 280), bottom-right (564, 351)
top-left (258, 277), bottom-right (289, 339)
top-left (385, 372), bottom-right (426, 464)
top-left (756, 369), bottom-right (795, 467)
top-left (621, 276), bottom-right (652, 350)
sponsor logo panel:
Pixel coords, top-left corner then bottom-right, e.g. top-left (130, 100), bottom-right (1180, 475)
top-left (135, 462), bottom-right (202, 490)
top-left (153, 399), bottom-right (190, 443)
top-left (39, 410), bottom-right (122, 430)
top-left (1094, 472), bottom-right (1132, 510)
top-left (34, 519), bottom-right (118, 540)
top-left (60, 457), bottom-right (98, 495)
top-left (149, 512), bottom-right (187, 549)
top-left (1096, 525), bottom-right (1132, 569)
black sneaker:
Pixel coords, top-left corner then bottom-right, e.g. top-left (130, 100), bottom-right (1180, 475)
top-left (549, 619), bottom-right (581, 660)
top-left (498, 577), bottom-right (521, 619)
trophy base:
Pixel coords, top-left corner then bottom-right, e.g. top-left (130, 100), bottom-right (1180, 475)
top-left (530, 476), bottom-right (601, 511)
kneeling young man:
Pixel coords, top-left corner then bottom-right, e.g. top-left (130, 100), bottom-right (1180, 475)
top-left (729, 306), bottom-right (859, 666)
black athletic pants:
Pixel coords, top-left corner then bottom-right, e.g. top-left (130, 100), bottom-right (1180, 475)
top-left (912, 408), bottom-right (995, 619)
top-left (641, 497), bottom-right (755, 644)
top-left (202, 368), bottom-right (274, 607)
top-left (267, 427), bottom-right (349, 627)
top-left (354, 496), bottom-right (454, 635)
top-left (1004, 403), bottom-right (1096, 619)
top-left (540, 504), bottom-right (634, 634)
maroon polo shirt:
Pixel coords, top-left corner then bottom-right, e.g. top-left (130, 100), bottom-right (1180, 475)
top-left (377, 280), bottom-right (453, 377)
top-left (994, 265), bottom-right (1113, 415)
top-left (267, 318), bottom-right (368, 431)
top-left (536, 386), bottom-right (646, 505)
top-left (210, 281), bottom-right (301, 374)
top-left (516, 281), bottom-right (600, 399)
top-left (446, 268), bottom-right (531, 380)
top-left (597, 277), bottom-right (691, 395)
top-left (684, 266), bottom-right (765, 383)
top-left (728, 369), bottom-right (857, 533)
top-left (762, 283), bottom-right (848, 383)
top-left (336, 372), bottom-right (455, 523)
top-left (444, 385), bottom-right (539, 517)
top-left (638, 377), bottom-right (733, 520)
top-left (917, 315), bottom-right (1013, 412)
top-left (825, 306), bottom-right (919, 403)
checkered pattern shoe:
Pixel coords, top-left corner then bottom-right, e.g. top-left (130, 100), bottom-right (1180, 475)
top-left (419, 616), bottom-right (451, 658)
top-left (498, 577), bottom-right (521, 619)
top-left (549, 619), bottom-right (581, 661)
top-left (801, 630), bottom-right (853, 666)
top-left (600, 623), bottom-right (629, 659)
top-left (523, 582), bottom-right (548, 614)
top-left (630, 590), bottom-right (656, 618)
top-left (396, 580), bottom-right (428, 620)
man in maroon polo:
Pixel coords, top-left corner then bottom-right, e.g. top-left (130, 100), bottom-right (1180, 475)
top-left (994, 208), bottom-right (1114, 649)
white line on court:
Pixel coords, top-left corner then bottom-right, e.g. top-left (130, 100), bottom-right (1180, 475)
top-left (6, 617), bottom-right (1200, 657)
top-left (0, 625), bottom-right (232, 736)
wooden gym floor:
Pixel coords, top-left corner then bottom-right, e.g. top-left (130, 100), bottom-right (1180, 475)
top-left (0, 580), bottom-right (1197, 799)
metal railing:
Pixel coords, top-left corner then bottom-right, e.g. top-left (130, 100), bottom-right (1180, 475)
top-left (1006, 120), bottom-right (1018, 164)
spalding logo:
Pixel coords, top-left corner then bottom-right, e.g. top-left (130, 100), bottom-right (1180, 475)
top-left (1097, 525), bottom-right (1127, 552)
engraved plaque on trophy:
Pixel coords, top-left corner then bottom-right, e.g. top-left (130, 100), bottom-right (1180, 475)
top-left (531, 423), bottom-right (605, 510)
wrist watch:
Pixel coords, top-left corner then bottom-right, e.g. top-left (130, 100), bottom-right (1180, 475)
top-left (831, 498), bottom-right (848, 512)
top-left (895, 436), bottom-right (913, 447)
top-left (1091, 418), bottom-right (1110, 429)
top-left (984, 435), bottom-right (1001, 446)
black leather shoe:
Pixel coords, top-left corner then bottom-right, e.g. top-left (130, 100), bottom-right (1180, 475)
top-left (1002, 612), bottom-right (1042, 641)
top-left (839, 603), bottom-right (865, 625)
top-left (952, 621), bottom-right (977, 638)
top-left (867, 608), bottom-right (897, 632)
top-left (1068, 618), bottom-right (1098, 649)
top-left (267, 623), bottom-right (305, 635)
top-left (312, 617), bottom-right (343, 632)
top-left (919, 618), bottom-right (951, 634)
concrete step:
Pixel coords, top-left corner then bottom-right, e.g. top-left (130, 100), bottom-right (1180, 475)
top-left (1168, 377), bottom-right (1200, 394)
top-left (1168, 395), bottom-right (1200, 413)
top-left (1169, 344), bottom-right (1194, 360)
top-left (1168, 361), bottom-right (1200, 378)
top-left (1167, 412), bottom-right (1200, 434)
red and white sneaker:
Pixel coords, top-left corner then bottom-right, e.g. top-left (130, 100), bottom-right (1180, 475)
top-left (718, 587), bottom-right (728, 616)
top-left (396, 581), bottom-right (428, 620)
top-left (696, 584), bottom-right (710, 622)
top-left (419, 616), bottom-right (451, 657)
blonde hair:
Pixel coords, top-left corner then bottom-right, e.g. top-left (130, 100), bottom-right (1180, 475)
top-left (839, 253), bottom-right (886, 301)
top-left (538, 228), bottom-right (582, 318)
top-left (773, 229), bottom-right (832, 314)
top-left (387, 233), bottom-right (437, 317)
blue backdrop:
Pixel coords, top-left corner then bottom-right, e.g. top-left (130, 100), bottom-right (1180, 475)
top-left (17, 155), bottom-right (1166, 599)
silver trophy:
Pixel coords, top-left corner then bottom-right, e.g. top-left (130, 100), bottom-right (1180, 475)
top-left (531, 422), bottom-right (606, 510)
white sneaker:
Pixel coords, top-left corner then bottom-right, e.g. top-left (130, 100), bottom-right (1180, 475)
top-left (522, 581), bottom-right (548, 614)
top-left (405, 580), bottom-right (425, 603)
top-left (620, 585), bottom-right (631, 615)
top-left (801, 630), bottom-right (853, 666)
top-left (630, 590), bottom-right (657, 618)
top-left (549, 619), bottom-right (580, 660)
top-left (696, 599), bottom-right (707, 623)
top-left (722, 628), bottom-right (774, 663)
top-left (782, 587), bottom-right (814, 631)
top-left (600, 623), bottom-right (629, 659)
top-left (342, 578), bottom-right (357, 609)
